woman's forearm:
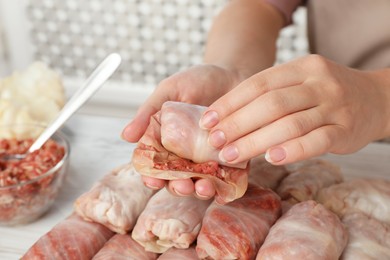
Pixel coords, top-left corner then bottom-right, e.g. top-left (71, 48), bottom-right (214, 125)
top-left (203, 0), bottom-right (284, 81)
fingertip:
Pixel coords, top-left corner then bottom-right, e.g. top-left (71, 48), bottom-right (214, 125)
top-left (265, 146), bottom-right (287, 164)
top-left (121, 123), bottom-right (134, 142)
top-left (142, 176), bottom-right (165, 190)
top-left (121, 122), bottom-right (139, 143)
top-left (219, 144), bottom-right (239, 163)
top-left (199, 110), bottom-right (219, 129)
top-left (168, 179), bottom-right (195, 196)
top-left (194, 179), bottom-right (215, 199)
top-left (208, 130), bottom-right (227, 148)
top-left (121, 115), bottom-right (149, 142)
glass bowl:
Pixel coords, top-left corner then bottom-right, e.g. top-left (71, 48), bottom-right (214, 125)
top-left (0, 124), bottom-right (70, 226)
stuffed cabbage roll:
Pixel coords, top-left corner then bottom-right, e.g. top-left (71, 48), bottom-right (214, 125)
top-left (132, 188), bottom-right (211, 253)
top-left (160, 101), bottom-right (247, 168)
top-left (316, 178), bottom-right (390, 225)
top-left (22, 213), bottom-right (114, 260)
top-left (248, 156), bottom-right (289, 190)
top-left (256, 200), bottom-right (348, 260)
top-left (132, 101), bottom-right (249, 203)
top-left (92, 234), bottom-right (158, 260)
top-left (196, 184), bottom-right (281, 259)
top-left (158, 246), bottom-right (199, 260)
top-left (74, 163), bottom-right (155, 234)
top-left (341, 212), bottom-right (390, 260)
top-left (277, 159), bottom-right (342, 203)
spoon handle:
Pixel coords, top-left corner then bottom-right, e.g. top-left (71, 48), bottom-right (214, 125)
top-left (29, 53), bottom-right (122, 153)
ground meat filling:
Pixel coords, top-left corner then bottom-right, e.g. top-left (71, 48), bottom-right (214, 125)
top-left (0, 138), bottom-right (65, 187)
top-left (140, 143), bottom-right (226, 179)
top-left (0, 138), bottom-right (66, 224)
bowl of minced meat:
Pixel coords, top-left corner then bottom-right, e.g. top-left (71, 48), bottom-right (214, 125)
top-left (0, 124), bottom-right (70, 226)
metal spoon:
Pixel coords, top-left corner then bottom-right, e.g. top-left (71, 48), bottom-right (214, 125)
top-left (5, 53), bottom-right (121, 160)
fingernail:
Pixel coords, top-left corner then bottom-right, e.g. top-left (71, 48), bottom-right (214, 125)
top-left (143, 182), bottom-right (161, 190)
top-left (121, 123), bottom-right (133, 140)
top-left (209, 130), bottom-right (226, 147)
top-left (265, 147), bottom-right (286, 163)
top-left (199, 110), bottom-right (219, 129)
top-left (120, 128), bottom-right (129, 140)
top-left (195, 190), bottom-right (211, 200)
top-left (219, 145), bottom-right (239, 162)
top-left (120, 132), bottom-right (130, 141)
top-left (172, 187), bottom-right (187, 196)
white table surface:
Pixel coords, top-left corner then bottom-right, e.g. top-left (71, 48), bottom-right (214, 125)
top-left (0, 113), bottom-right (389, 259)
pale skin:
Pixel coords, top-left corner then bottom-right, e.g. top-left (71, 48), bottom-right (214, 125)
top-left (122, 0), bottom-right (390, 199)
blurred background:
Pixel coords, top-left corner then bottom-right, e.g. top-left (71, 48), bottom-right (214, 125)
top-left (0, 0), bottom-right (309, 118)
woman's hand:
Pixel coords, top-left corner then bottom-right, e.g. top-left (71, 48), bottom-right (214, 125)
top-left (122, 64), bottom-right (243, 198)
top-left (200, 55), bottom-right (390, 166)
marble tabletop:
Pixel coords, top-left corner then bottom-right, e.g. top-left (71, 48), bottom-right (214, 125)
top-left (0, 113), bottom-right (389, 259)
